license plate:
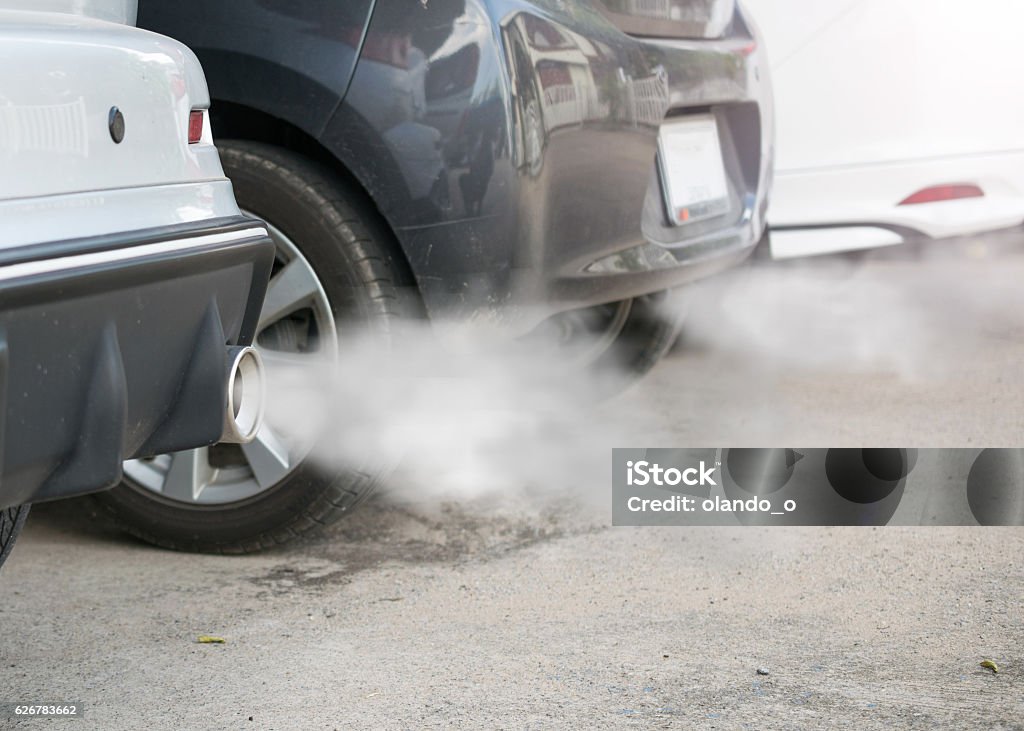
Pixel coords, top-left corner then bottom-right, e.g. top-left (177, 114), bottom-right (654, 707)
top-left (657, 116), bottom-right (730, 225)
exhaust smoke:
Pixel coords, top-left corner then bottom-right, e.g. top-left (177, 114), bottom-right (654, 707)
top-left (258, 240), bottom-right (1024, 519)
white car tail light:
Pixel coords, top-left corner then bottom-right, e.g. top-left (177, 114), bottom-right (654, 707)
top-left (898, 184), bottom-right (984, 206)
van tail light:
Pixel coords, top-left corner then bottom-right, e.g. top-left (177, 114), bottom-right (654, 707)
top-left (188, 110), bottom-right (205, 144)
top-left (898, 184), bottom-right (984, 206)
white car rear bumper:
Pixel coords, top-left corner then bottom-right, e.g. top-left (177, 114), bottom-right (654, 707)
top-left (769, 150), bottom-right (1024, 258)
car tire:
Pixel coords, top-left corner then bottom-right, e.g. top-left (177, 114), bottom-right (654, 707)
top-left (529, 290), bottom-right (682, 400)
top-left (585, 292), bottom-right (681, 399)
top-left (97, 141), bottom-right (422, 553)
top-left (0, 505), bottom-right (29, 570)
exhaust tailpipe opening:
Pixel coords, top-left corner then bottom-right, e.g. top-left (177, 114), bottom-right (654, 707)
top-left (222, 346), bottom-right (265, 444)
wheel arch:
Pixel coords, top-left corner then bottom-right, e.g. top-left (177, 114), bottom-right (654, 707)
top-left (210, 99), bottom-right (420, 292)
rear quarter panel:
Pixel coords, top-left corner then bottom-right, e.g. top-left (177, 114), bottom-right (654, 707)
top-left (138, 0), bottom-right (375, 139)
top-left (0, 11), bottom-right (223, 205)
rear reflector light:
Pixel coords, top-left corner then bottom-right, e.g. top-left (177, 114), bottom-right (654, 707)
top-left (898, 184), bottom-right (984, 206)
top-left (188, 110), bottom-right (204, 144)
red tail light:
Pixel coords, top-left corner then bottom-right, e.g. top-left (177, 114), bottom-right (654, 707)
top-left (188, 110), bottom-right (204, 144)
top-left (898, 184), bottom-right (984, 206)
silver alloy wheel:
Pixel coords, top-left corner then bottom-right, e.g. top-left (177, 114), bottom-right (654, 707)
top-left (123, 216), bottom-right (337, 506)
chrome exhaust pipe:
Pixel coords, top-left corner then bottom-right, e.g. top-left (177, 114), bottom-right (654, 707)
top-left (221, 346), bottom-right (265, 444)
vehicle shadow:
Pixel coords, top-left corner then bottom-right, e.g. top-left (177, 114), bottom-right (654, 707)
top-left (22, 489), bottom-right (598, 581)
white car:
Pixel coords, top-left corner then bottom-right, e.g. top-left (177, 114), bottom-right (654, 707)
top-left (0, 0), bottom-right (272, 567)
top-left (745, 0), bottom-right (1024, 258)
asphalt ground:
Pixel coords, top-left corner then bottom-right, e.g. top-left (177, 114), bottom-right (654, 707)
top-left (3, 235), bottom-right (1022, 729)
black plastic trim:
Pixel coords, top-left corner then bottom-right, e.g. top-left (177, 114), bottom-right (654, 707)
top-left (0, 218), bottom-right (274, 510)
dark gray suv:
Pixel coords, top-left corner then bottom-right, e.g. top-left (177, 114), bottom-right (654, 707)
top-left (106, 0), bottom-right (773, 552)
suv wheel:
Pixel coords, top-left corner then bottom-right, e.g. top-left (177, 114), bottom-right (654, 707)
top-left (526, 291), bottom-right (682, 399)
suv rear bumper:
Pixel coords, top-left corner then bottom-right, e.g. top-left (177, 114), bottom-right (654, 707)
top-left (0, 216), bottom-right (273, 509)
top-left (330, 0), bottom-right (773, 335)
